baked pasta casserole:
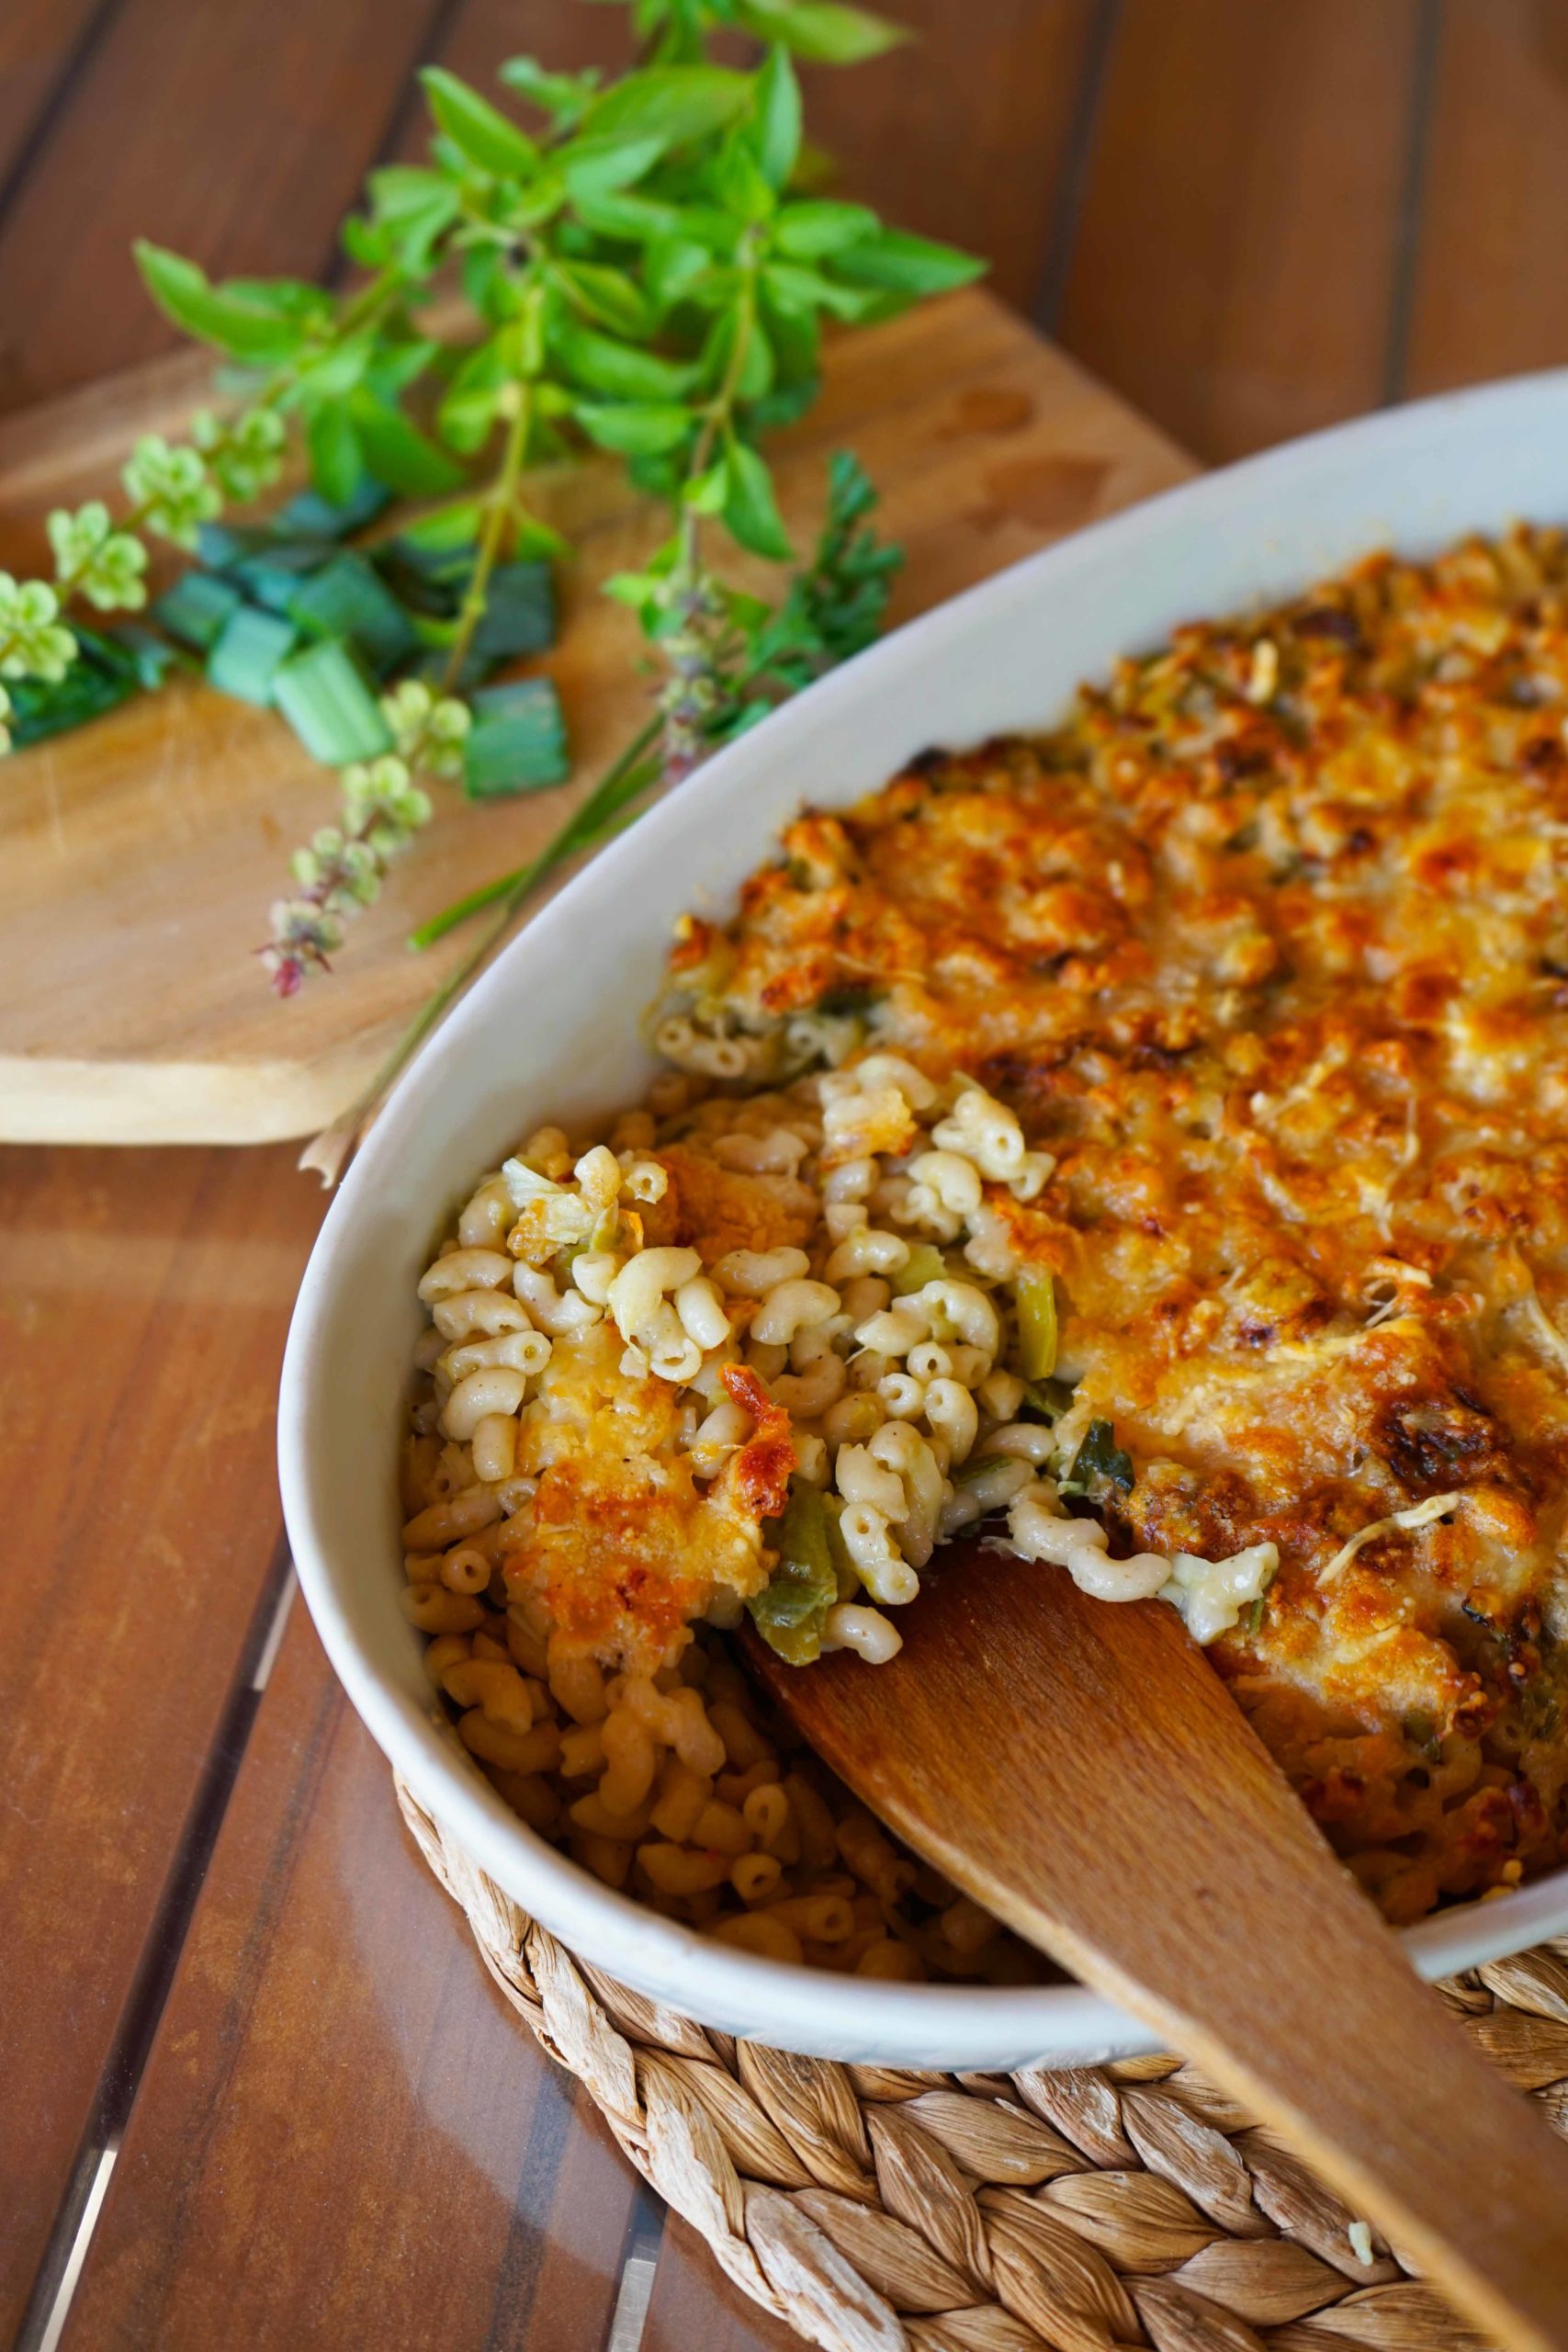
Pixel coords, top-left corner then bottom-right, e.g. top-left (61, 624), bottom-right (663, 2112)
top-left (400, 526), bottom-right (1568, 1974)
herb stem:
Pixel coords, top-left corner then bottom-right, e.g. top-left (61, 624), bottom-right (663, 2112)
top-left (407, 712), bottom-right (663, 947)
top-left (301, 741), bottom-right (658, 1183)
top-left (679, 234), bottom-right (760, 577)
top-left (440, 379), bottom-right (531, 692)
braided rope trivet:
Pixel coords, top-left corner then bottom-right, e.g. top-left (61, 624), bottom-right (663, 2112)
top-left (395, 1775), bottom-right (1568, 2352)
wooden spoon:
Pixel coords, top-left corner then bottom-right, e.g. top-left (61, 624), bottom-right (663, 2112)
top-left (744, 1534), bottom-right (1568, 2352)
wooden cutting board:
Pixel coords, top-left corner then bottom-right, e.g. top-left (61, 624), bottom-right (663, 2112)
top-left (0, 289), bottom-right (1190, 1147)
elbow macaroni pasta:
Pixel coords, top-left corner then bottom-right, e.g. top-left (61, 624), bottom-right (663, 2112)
top-left (404, 1045), bottom-right (1290, 1978)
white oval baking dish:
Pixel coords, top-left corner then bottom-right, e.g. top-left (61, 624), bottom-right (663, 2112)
top-left (280, 368), bottom-right (1568, 2070)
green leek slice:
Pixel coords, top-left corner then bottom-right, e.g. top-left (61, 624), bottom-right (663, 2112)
top-left (463, 678), bottom-right (570, 798)
top-left (1015, 1266), bottom-right (1058, 1380)
top-left (207, 606), bottom-right (299, 706)
top-left (271, 639), bottom-right (393, 763)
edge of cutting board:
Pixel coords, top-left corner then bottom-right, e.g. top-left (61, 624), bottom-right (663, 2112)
top-left (0, 291), bottom-right (1191, 1147)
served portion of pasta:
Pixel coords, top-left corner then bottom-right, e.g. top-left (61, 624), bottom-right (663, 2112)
top-left (401, 526), bottom-right (1568, 1970)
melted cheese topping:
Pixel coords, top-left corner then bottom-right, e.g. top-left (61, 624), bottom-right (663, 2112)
top-left (669, 529), bottom-right (1568, 1915)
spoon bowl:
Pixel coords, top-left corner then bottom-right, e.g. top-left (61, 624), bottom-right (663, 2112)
top-left (745, 1535), bottom-right (1568, 2352)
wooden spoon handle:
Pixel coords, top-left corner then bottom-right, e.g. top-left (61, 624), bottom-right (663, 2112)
top-left (750, 1550), bottom-right (1568, 2350)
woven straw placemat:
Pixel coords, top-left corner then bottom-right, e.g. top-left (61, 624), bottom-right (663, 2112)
top-left (396, 1776), bottom-right (1568, 2352)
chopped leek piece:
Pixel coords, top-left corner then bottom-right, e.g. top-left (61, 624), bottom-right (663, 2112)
top-left (372, 543), bottom-right (468, 619)
top-left (373, 511), bottom-right (485, 616)
top-left (821, 1489), bottom-right (858, 1600)
top-left (152, 570), bottom-right (243, 650)
top-left (890, 1242), bottom-right (946, 1296)
top-left (286, 551), bottom-right (417, 673)
top-left (1016, 1267), bottom-right (1058, 1380)
top-left (207, 606), bottom-right (299, 706)
top-left (749, 1485), bottom-right (837, 1664)
top-left (1058, 1419), bottom-right (1134, 1504)
top-left (271, 639), bottom-right (393, 763)
top-left (412, 641), bottom-right (489, 693)
top-left (817, 984), bottom-right (882, 1018)
top-left (1020, 1375), bottom-right (1075, 1420)
top-left (463, 678), bottom-right (570, 798)
top-left (276, 476), bottom-right (392, 538)
top-left (231, 550), bottom-right (335, 616)
top-left (470, 560), bottom-right (555, 665)
top-left (196, 521), bottom-right (276, 570)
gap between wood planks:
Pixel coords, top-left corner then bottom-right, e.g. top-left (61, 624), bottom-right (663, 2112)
top-left (17, 1539), bottom-right (675, 2352)
top-left (16, 1548), bottom-right (298, 2352)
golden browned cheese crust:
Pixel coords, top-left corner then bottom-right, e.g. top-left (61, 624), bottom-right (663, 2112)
top-left (671, 528), bottom-right (1568, 1918)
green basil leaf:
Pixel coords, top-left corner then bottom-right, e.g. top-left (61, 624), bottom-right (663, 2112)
top-left (552, 259), bottom-right (654, 338)
top-left (604, 568), bottom-right (663, 609)
top-left (367, 164), bottom-right (462, 231)
top-left (733, 0), bottom-right (908, 62)
top-left (681, 262), bottom-right (743, 312)
top-left (738, 313), bottom-right (775, 400)
top-left (644, 233), bottom-right (713, 308)
top-left (288, 332), bottom-right (376, 404)
top-left (133, 243), bottom-right (308, 364)
top-left (420, 67), bottom-right (539, 179)
top-left (559, 131), bottom-right (666, 198)
top-left (723, 439), bottom-right (793, 560)
top-left (223, 275), bottom-right (332, 321)
top-left (513, 513), bottom-right (573, 560)
top-left (774, 198), bottom-right (880, 257)
top-left (829, 226), bottom-right (986, 297)
top-left (369, 336), bottom-right (441, 397)
top-left (582, 64), bottom-right (751, 149)
top-left (574, 401), bottom-right (694, 456)
top-left (700, 306), bottom-right (773, 401)
top-left (713, 137), bottom-right (776, 223)
top-left (460, 243), bottom-right (509, 322)
top-left (751, 46), bottom-right (801, 192)
top-left (572, 187), bottom-right (688, 244)
top-left (759, 287), bottom-right (819, 379)
top-left (339, 216), bottom-right (388, 268)
top-left (345, 391), bottom-right (468, 494)
top-left (498, 56), bottom-right (601, 124)
top-left (307, 404), bottom-right (364, 506)
top-left (510, 169), bottom-right (567, 228)
top-left (436, 339), bottom-right (508, 454)
top-left (744, 371), bottom-right (818, 432)
top-left (554, 320), bottom-right (700, 401)
top-left (763, 259), bottom-right (880, 321)
top-left (683, 457), bottom-right (731, 514)
top-left (398, 500), bottom-right (486, 554)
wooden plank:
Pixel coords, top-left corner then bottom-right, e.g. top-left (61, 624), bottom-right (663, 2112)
top-left (0, 291), bottom-right (1190, 1145)
top-left (1057, 0), bottom-right (1423, 461)
top-left (62, 1607), bottom-right (643, 2352)
top-left (802, 0), bottom-right (1101, 313)
top-left (0, 0), bottom-right (444, 415)
top-left (1402, 0), bottom-right (1568, 394)
top-left (0, 1142), bottom-right (321, 2344)
top-left (0, 0), bottom-right (109, 191)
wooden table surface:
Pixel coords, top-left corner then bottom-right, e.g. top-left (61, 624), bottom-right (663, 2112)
top-left (6, 4), bottom-right (1568, 2347)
